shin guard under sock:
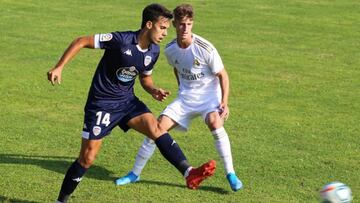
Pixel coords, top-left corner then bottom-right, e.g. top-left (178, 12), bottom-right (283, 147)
top-left (155, 133), bottom-right (190, 175)
top-left (57, 160), bottom-right (87, 202)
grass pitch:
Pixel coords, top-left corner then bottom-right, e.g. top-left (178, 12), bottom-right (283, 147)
top-left (0, 0), bottom-right (359, 202)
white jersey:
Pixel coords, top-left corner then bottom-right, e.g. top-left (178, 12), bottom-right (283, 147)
top-left (164, 34), bottom-right (224, 103)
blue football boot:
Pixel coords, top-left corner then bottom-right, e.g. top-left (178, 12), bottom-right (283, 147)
top-left (115, 171), bottom-right (140, 186)
top-left (226, 172), bottom-right (243, 191)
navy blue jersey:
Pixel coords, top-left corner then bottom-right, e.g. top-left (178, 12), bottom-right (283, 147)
top-left (86, 30), bottom-right (159, 107)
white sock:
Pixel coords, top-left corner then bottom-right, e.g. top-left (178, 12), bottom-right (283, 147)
top-left (211, 127), bottom-right (235, 174)
top-left (131, 138), bottom-right (156, 176)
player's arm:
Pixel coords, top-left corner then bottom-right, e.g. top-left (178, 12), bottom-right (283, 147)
top-left (47, 36), bottom-right (95, 85)
top-left (139, 73), bottom-right (170, 102)
top-left (216, 68), bottom-right (230, 120)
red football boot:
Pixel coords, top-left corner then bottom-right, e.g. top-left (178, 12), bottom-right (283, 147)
top-left (186, 160), bottom-right (216, 189)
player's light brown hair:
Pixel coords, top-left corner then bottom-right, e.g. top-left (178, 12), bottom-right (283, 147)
top-left (173, 4), bottom-right (194, 21)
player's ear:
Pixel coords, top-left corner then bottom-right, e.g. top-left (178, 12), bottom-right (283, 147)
top-left (145, 21), bottom-right (153, 29)
top-left (172, 20), bottom-right (176, 27)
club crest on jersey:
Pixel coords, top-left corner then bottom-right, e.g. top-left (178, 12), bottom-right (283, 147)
top-left (144, 55), bottom-right (152, 66)
top-left (116, 66), bottom-right (139, 83)
top-left (193, 58), bottom-right (200, 66)
top-left (92, 126), bottom-right (101, 136)
top-left (99, 33), bottom-right (113, 42)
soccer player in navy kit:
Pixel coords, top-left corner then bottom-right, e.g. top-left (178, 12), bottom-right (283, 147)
top-left (47, 4), bottom-right (215, 203)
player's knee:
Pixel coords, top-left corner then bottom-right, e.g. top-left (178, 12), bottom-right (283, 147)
top-left (206, 113), bottom-right (223, 130)
top-left (154, 122), bottom-right (166, 136)
top-left (207, 119), bottom-right (223, 131)
top-left (143, 121), bottom-right (165, 140)
top-left (157, 116), bottom-right (167, 130)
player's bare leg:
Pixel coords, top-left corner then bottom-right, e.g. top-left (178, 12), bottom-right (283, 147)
top-left (78, 138), bottom-right (103, 168)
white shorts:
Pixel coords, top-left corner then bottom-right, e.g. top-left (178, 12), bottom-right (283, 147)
top-left (161, 93), bottom-right (221, 131)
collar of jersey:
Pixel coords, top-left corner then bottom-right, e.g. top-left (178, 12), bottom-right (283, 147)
top-left (133, 29), bottom-right (153, 51)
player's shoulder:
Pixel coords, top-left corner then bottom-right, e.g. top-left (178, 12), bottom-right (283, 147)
top-left (164, 38), bottom-right (177, 55)
top-left (111, 30), bottom-right (138, 44)
top-left (193, 34), bottom-right (215, 53)
top-left (165, 38), bottom-right (177, 50)
top-left (116, 30), bottom-right (138, 36)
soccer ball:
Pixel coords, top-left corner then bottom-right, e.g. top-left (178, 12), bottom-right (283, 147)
top-left (320, 181), bottom-right (352, 203)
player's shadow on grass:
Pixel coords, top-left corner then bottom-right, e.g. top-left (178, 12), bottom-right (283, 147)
top-left (138, 180), bottom-right (230, 195)
top-left (0, 195), bottom-right (41, 203)
top-left (0, 153), bottom-right (116, 181)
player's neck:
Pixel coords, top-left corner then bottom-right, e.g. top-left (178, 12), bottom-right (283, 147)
top-left (137, 30), bottom-right (151, 50)
top-left (177, 36), bottom-right (192, 49)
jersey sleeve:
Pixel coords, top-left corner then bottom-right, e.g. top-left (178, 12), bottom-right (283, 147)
top-left (94, 32), bottom-right (124, 49)
top-left (142, 52), bottom-right (159, 75)
top-left (142, 69), bottom-right (153, 75)
top-left (207, 48), bottom-right (224, 74)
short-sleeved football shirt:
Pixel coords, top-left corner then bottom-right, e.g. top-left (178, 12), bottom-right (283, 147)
top-left (164, 33), bottom-right (224, 103)
top-left (85, 30), bottom-right (159, 109)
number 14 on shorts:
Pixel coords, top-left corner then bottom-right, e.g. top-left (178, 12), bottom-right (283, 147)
top-left (96, 111), bottom-right (111, 127)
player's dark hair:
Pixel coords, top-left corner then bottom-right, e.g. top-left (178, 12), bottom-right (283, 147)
top-left (141, 4), bottom-right (173, 28)
top-left (173, 4), bottom-right (194, 21)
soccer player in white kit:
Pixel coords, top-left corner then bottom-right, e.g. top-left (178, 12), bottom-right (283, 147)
top-left (116, 4), bottom-right (243, 191)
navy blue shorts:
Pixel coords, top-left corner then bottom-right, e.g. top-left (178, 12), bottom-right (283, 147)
top-left (82, 97), bottom-right (151, 140)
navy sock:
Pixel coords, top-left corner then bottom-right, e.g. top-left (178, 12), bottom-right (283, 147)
top-left (57, 160), bottom-right (87, 202)
top-left (155, 133), bottom-right (190, 175)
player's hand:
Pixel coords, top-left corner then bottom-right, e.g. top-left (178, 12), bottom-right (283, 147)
top-left (219, 103), bottom-right (229, 121)
top-left (47, 67), bottom-right (63, 85)
top-left (151, 88), bottom-right (170, 102)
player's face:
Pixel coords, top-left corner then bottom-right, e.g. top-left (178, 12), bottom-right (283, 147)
top-left (148, 16), bottom-right (171, 44)
top-left (174, 17), bottom-right (193, 41)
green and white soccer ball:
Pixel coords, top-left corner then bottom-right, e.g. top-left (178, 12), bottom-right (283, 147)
top-left (320, 181), bottom-right (352, 203)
